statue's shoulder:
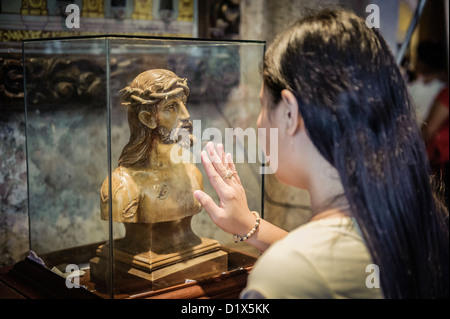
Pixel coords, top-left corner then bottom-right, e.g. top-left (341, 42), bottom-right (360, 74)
top-left (100, 167), bottom-right (140, 221)
top-left (101, 166), bottom-right (137, 200)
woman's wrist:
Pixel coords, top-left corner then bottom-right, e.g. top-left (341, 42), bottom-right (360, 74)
top-left (233, 211), bottom-right (261, 243)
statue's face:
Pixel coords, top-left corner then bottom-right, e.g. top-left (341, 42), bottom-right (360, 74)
top-left (155, 92), bottom-right (195, 149)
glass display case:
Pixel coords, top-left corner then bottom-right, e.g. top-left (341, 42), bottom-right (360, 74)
top-left (22, 35), bottom-right (265, 298)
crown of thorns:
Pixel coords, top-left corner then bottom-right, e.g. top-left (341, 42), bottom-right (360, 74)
top-left (120, 78), bottom-right (190, 106)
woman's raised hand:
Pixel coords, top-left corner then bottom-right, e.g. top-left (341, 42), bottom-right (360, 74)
top-left (193, 142), bottom-right (256, 237)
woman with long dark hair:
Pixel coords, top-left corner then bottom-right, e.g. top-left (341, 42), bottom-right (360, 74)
top-left (194, 9), bottom-right (449, 298)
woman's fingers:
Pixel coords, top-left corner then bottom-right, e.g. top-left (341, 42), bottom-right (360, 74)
top-left (226, 153), bottom-right (242, 185)
top-left (215, 143), bottom-right (242, 186)
top-left (193, 190), bottom-right (222, 224)
top-left (206, 142), bottom-right (230, 179)
top-left (205, 142), bottom-right (242, 188)
top-left (195, 142), bottom-right (251, 236)
top-left (201, 149), bottom-right (230, 198)
top-left (217, 143), bottom-right (226, 165)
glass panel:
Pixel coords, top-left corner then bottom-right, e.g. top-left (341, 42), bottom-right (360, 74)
top-left (23, 38), bottom-right (113, 297)
top-left (106, 37), bottom-right (265, 295)
top-left (24, 36), bottom-right (265, 298)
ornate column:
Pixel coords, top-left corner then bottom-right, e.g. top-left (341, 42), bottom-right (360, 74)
top-left (132, 0), bottom-right (153, 20)
top-left (81, 0), bottom-right (104, 18)
top-left (21, 0), bottom-right (48, 15)
top-left (178, 0), bottom-right (194, 22)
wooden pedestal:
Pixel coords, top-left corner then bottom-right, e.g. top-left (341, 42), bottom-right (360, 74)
top-left (0, 246), bottom-right (256, 299)
top-left (0, 218), bottom-right (257, 299)
top-left (90, 237), bottom-right (228, 293)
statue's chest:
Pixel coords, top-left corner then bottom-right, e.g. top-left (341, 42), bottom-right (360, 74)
top-left (130, 169), bottom-right (195, 203)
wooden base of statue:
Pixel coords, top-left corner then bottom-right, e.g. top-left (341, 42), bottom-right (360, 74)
top-left (89, 217), bottom-right (228, 293)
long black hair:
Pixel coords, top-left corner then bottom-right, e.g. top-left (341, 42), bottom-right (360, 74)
top-left (263, 9), bottom-right (449, 298)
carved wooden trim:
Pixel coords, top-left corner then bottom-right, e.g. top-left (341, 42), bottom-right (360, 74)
top-left (129, 266), bottom-right (252, 299)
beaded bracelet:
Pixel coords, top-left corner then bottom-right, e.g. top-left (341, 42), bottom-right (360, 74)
top-left (233, 211), bottom-right (261, 243)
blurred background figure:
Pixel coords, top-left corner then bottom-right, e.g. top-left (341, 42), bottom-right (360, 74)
top-left (408, 41), bottom-right (447, 125)
top-left (422, 86), bottom-right (449, 208)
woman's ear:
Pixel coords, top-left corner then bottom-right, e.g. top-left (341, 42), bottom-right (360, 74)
top-left (281, 89), bottom-right (304, 135)
top-left (138, 110), bottom-right (157, 129)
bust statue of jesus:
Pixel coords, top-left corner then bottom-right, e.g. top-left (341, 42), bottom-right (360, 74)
top-left (100, 69), bottom-right (203, 225)
top-left (92, 69), bottom-right (227, 291)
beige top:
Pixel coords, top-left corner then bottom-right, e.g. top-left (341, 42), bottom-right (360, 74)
top-left (241, 217), bottom-right (383, 299)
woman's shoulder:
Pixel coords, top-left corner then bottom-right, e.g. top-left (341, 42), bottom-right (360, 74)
top-left (281, 216), bottom-right (364, 250)
top-left (243, 217), bottom-right (383, 299)
top-left (243, 230), bottom-right (335, 298)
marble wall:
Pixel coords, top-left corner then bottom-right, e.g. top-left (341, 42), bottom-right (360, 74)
top-left (0, 112), bottom-right (29, 266)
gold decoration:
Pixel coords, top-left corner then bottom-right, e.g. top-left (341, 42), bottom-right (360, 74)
top-left (132, 0), bottom-right (153, 20)
top-left (0, 30), bottom-right (192, 42)
top-left (21, 0), bottom-right (48, 16)
top-left (81, 0), bottom-right (104, 18)
top-left (0, 30), bottom-right (83, 42)
top-left (178, 0), bottom-right (193, 22)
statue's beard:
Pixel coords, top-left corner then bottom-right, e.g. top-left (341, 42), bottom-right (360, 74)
top-left (157, 120), bottom-right (196, 149)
